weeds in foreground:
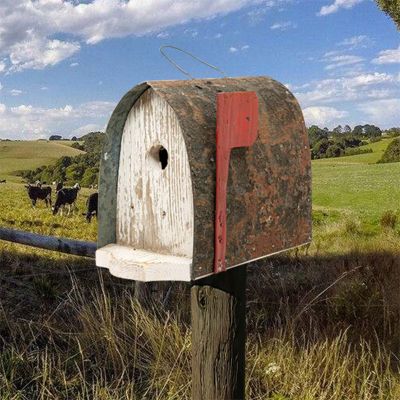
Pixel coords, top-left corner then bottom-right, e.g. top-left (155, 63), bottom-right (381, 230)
top-left (1, 245), bottom-right (400, 399)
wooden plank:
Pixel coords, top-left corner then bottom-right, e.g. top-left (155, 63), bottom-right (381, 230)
top-left (117, 88), bottom-right (194, 261)
top-left (191, 265), bottom-right (247, 400)
top-left (96, 244), bottom-right (191, 282)
top-left (0, 227), bottom-right (96, 258)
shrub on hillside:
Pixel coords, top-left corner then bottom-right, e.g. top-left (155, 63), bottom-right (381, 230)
top-left (378, 138), bottom-right (400, 163)
top-left (344, 148), bottom-right (373, 157)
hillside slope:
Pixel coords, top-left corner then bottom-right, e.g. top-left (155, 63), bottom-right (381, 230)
top-left (312, 137), bottom-right (400, 231)
top-left (0, 141), bottom-right (84, 182)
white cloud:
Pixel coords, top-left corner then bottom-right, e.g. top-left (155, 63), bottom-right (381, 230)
top-left (70, 62), bottom-right (79, 67)
top-left (184, 28), bottom-right (198, 38)
top-left (295, 72), bottom-right (400, 106)
top-left (0, 0), bottom-right (270, 72)
top-left (358, 99), bottom-right (400, 127)
top-left (0, 61), bottom-right (6, 73)
top-left (156, 32), bottom-right (169, 39)
top-left (338, 35), bottom-right (372, 49)
top-left (247, 0), bottom-right (292, 24)
top-left (303, 106), bottom-right (348, 126)
top-left (0, 101), bottom-right (116, 139)
top-left (270, 21), bottom-right (296, 31)
top-left (229, 45), bottom-right (250, 53)
top-left (318, 0), bottom-right (365, 16)
top-left (8, 34), bottom-right (80, 72)
top-left (324, 54), bottom-right (364, 70)
top-left (372, 46), bottom-right (400, 65)
top-left (10, 89), bottom-right (23, 96)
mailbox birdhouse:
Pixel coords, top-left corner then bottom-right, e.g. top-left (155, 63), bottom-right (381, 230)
top-left (96, 77), bottom-right (311, 282)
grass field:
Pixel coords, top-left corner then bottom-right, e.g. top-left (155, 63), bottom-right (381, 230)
top-left (0, 140), bottom-right (84, 182)
top-left (312, 138), bottom-right (400, 235)
top-left (1, 138), bottom-right (400, 399)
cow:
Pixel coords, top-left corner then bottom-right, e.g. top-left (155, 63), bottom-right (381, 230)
top-left (55, 182), bottom-right (64, 192)
top-left (53, 183), bottom-right (81, 215)
top-left (83, 192), bottom-right (98, 223)
top-left (25, 184), bottom-right (52, 207)
top-left (0, 179), bottom-right (6, 184)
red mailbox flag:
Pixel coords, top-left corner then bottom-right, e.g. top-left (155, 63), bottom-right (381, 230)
top-left (214, 92), bottom-right (259, 273)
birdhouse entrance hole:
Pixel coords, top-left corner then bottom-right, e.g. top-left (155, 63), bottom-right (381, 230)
top-left (149, 145), bottom-right (168, 170)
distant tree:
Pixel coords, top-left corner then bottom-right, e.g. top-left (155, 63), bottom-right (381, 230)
top-left (385, 127), bottom-right (400, 137)
top-left (71, 142), bottom-right (85, 151)
top-left (353, 125), bottom-right (364, 135)
top-left (325, 144), bottom-right (344, 158)
top-left (49, 135), bottom-right (62, 141)
top-left (333, 125), bottom-right (343, 134)
top-left (308, 125), bottom-right (328, 147)
top-left (343, 125), bottom-right (352, 133)
top-left (312, 138), bottom-right (330, 159)
top-left (71, 136), bottom-right (78, 141)
top-left (81, 167), bottom-right (99, 187)
top-left (363, 124), bottom-right (382, 138)
top-left (65, 164), bottom-right (85, 183)
top-left (375, 0), bottom-right (400, 29)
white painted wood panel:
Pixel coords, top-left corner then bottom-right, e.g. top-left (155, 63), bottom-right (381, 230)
top-left (96, 244), bottom-right (191, 282)
top-left (116, 88), bottom-right (194, 264)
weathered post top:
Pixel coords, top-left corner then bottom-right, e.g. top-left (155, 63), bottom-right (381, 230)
top-left (96, 76), bottom-right (312, 282)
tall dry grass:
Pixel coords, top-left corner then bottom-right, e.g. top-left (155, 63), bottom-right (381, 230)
top-left (1, 239), bottom-right (400, 399)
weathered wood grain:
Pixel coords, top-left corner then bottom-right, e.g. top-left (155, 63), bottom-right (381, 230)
top-left (0, 227), bottom-right (96, 258)
top-left (96, 244), bottom-right (191, 281)
top-left (117, 88), bottom-right (194, 258)
top-left (191, 266), bottom-right (247, 400)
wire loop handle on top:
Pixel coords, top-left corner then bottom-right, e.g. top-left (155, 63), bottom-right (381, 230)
top-left (160, 45), bottom-right (226, 80)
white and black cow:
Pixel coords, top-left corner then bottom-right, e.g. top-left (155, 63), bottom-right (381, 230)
top-left (83, 192), bottom-right (98, 223)
top-left (25, 184), bottom-right (52, 207)
top-left (55, 182), bottom-right (64, 192)
top-left (52, 183), bottom-right (81, 215)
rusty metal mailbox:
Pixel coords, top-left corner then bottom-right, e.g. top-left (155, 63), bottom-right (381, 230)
top-left (96, 77), bottom-right (311, 282)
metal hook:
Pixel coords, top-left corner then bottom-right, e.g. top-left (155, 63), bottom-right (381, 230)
top-left (160, 45), bottom-right (227, 80)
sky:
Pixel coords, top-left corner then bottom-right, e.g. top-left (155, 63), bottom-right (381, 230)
top-left (0, 0), bottom-right (399, 139)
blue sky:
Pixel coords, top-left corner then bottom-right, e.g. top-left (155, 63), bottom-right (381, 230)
top-left (0, 0), bottom-right (399, 139)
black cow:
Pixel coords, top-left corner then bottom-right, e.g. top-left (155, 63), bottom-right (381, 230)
top-left (0, 179), bottom-right (6, 184)
top-left (25, 184), bottom-right (52, 207)
top-left (83, 192), bottom-right (98, 223)
top-left (55, 182), bottom-right (64, 192)
top-left (53, 184), bottom-right (81, 215)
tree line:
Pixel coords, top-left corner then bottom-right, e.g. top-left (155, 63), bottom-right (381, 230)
top-left (20, 132), bottom-right (105, 187)
top-left (308, 124), bottom-right (400, 160)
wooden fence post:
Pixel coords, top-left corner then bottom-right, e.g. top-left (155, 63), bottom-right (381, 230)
top-left (191, 265), bottom-right (247, 400)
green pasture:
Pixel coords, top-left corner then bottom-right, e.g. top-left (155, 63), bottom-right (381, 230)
top-left (0, 182), bottom-right (97, 242)
top-left (312, 138), bottom-right (400, 233)
top-left (0, 137), bottom-right (399, 245)
top-left (0, 140), bottom-right (84, 182)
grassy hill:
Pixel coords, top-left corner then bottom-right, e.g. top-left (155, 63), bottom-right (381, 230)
top-left (312, 137), bottom-right (400, 233)
top-left (316, 137), bottom-right (393, 164)
top-left (0, 140), bottom-right (84, 182)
